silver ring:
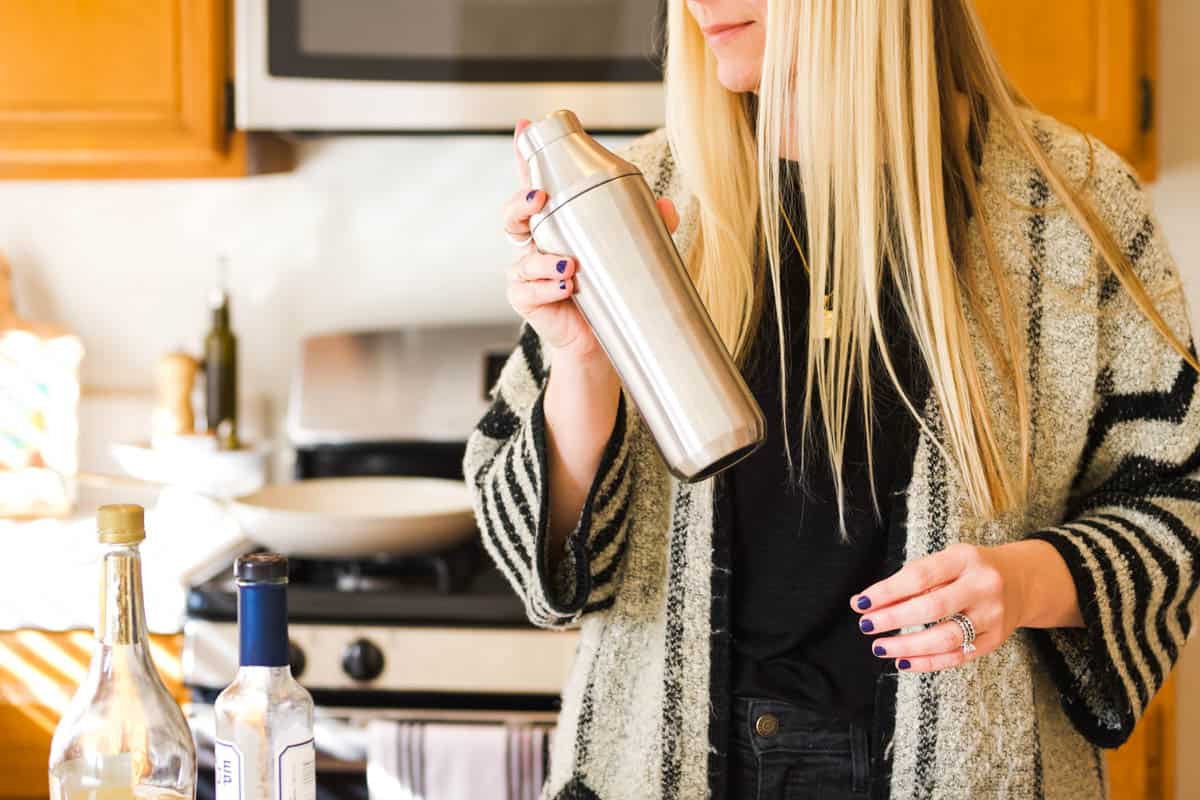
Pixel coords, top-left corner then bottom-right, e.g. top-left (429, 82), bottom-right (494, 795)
top-left (946, 612), bottom-right (977, 653)
top-left (505, 230), bottom-right (533, 248)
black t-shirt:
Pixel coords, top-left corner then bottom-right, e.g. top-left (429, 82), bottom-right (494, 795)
top-left (729, 188), bottom-right (926, 720)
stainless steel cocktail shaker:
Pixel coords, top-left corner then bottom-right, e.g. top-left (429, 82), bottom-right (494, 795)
top-left (517, 110), bottom-right (764, 482)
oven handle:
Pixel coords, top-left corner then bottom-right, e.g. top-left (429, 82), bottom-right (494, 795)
top-left (190, 703), bottom-right (558, 768)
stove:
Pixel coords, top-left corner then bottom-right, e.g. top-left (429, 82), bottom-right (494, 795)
top-left (183, 324), bottom-right (574, 797)
top-left (183, 540), bottom-right (577, 704)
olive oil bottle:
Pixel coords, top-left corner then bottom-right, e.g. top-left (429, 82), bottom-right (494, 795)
top-left (205, 272), bottom-right (238, 450)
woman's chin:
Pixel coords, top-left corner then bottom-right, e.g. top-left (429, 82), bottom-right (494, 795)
top-left (714, 61), bottom-right (762, 94)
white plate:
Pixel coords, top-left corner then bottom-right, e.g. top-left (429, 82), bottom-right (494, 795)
top-left (229, 477), bottom-right (478, 558)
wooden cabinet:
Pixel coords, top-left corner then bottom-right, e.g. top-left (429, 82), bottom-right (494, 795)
top-left (0, 0), bottom-right (288, 179)
top-left (0, 630), bottom-right (186, 799)
top-left (1109, 675), bottom-right (1176, 800)
top-left (976, 0), bottom-right (1158, 178)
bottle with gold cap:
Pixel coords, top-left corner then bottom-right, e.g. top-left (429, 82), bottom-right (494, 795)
top-left (48, 504), bottom-right (197, 800)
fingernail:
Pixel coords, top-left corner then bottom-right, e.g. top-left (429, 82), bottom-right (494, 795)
top-left (873, 645), bottom-right (887, 657)
top-left (898, 659), bottom-right (911, 670)
top-left (859, 618), bottom-right (874, 633)
top-left (559, 280), bottom-right (566, 291)
top-left (856, 596), bottom-right (871, 610)
top-left (526, 190), bottom-right (538, 202)
top-left (556, 259), bottom-right (568, 274)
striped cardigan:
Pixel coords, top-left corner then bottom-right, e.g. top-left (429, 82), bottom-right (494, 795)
top-left (464, 110), bottom-right (1199, 799)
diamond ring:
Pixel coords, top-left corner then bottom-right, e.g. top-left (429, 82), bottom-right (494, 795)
top-left (946, 612), bottom-right (977, 654)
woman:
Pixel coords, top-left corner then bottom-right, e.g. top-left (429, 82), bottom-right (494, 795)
top-left (468, 1), bottom-right (1199, 797)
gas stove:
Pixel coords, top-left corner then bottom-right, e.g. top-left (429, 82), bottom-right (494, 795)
top-left (183, 539), bottom-right (577, 704)
top-left (183, 538), bottom-right (577, 797)
top-left (184, 324), bottom-right (572, 797)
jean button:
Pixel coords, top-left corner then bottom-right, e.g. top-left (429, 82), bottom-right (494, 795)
top-left (754, 713), bottom-right (780, 738)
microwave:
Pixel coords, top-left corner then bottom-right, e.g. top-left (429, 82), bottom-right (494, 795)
top-left (235, 0), bottom-right (666, 132)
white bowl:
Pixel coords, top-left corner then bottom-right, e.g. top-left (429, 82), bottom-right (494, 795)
top-left (111, 439), bottom-right (270, 498)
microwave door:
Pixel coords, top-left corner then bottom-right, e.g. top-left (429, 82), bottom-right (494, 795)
top-left (236, 0), bottom-right (666, 132)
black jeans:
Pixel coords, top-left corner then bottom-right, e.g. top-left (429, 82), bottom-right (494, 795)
top-left (728, 697), bottom-right (872, 800)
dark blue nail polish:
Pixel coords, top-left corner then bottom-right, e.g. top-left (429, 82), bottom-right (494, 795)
top-left (856, 596), bottom-right (871, 610)
top-left (556, 259), bottom-right (568, 274)
top-left (873, 645), bottom-right (887, 657)
top-left (559, 280), bottom-right (566, 290)
top-left (526, 190), bottom-right (538, 202)
top-left (859, 618), bottom-right (874, 633)
top-left (897, 659), bottom-right (911, 670)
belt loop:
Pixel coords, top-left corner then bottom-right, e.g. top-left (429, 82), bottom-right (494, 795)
top-left (850, 721), bottom-right (870, 793)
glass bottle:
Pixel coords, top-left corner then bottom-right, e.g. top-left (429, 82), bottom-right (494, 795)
top-left (204, 259), bottom-right (238, 451)
top-left (214, 553), bottom-right (315, 799)
top-left (49, 504), bottom-right (197, 799)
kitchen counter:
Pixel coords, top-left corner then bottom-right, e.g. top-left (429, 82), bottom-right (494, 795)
top-left (0, 482), bottom-right (246, 634)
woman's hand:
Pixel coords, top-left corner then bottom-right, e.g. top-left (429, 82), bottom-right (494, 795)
top-left (849, 540), bottom-right (1082, 673)
top-left (503, 119), bottom-right (679, 364)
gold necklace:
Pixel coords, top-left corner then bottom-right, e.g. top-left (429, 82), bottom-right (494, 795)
top-left (779, 206), bottom-right (834, 339)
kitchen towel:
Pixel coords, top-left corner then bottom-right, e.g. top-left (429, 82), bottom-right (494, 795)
top-left (367, 720), bottom-right (553, 800)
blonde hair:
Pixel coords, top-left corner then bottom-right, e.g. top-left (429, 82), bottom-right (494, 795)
top-left (664, 0), bottom-right (1195, 522)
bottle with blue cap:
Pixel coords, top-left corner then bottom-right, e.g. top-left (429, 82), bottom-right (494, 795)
top-left (214, 553), bottom-right (314, 799)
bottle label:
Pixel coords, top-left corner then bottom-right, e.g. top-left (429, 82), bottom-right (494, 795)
top-left (214, 739), bottom-right (242, 800)
top-left (277, 738), bottom-right (316, 800)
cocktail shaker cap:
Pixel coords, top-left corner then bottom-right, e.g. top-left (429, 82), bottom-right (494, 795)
top-left (515, 110), bottom-right (584, 161)
top-left (517, 109), bottom-right (641, 232)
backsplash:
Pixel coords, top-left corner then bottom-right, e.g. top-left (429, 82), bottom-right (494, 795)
top-left (0, 133), bottom-right (634, 403)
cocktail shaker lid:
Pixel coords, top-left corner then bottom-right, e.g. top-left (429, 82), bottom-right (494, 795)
top-left (518, 109), bottom-right (641, 232)
top-left (516, 109), bottom-right (584, 161)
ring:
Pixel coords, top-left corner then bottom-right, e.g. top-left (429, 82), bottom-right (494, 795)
top-left (505, 230), bottom-right (533, 247)
top-left (946, 612), bottom-right (977, 654)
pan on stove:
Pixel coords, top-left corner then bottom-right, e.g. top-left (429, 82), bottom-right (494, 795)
top-left (229, 477), bottom-right (478, 558)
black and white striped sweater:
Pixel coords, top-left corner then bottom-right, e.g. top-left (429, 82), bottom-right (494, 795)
top-left (464, 110), bottom-right (1199, 799)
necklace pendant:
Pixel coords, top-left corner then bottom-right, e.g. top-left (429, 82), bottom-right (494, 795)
top-left (821, 297), bottom-right (834, 339)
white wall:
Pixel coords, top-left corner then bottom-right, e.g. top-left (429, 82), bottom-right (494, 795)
top-left (1155, 0), bottom-right (1200, 796)
top-left (0, 135), bottom-right (526, 402)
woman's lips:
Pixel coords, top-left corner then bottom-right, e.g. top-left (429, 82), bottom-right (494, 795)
top-left (700, 21), bottom-right (753, 44)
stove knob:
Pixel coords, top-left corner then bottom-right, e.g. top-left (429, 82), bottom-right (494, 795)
top-left (288, 640), bottom-right (306, 679)
top-left (342, 638), bottom-right (385, 682)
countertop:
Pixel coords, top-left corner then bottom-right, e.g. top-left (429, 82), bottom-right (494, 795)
top-left (0, 482), bottom-right (246, 634)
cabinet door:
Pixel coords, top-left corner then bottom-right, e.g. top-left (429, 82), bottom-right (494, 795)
top-left (975, 0), bottom-right (1156, 177)
top-left (0, 0), bottom-right (270, 178)
top-left (1107, 674), bottom-right (1175, 800)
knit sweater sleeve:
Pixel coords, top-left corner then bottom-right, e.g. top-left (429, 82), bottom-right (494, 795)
top-left (1025, 145), bottom-right (1200, 748)
top-left (463, 323), bottom-right (635, 630)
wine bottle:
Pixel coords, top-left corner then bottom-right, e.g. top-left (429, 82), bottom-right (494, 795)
top-left (48, 504), bottom-right (197, 799)
top-left (204, 275), bottom-right (238, 450)
top-left (214, 553), bottom-right (315, 799)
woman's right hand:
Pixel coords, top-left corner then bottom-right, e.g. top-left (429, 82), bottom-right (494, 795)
top-left (503, 119), bottom-right (679, 365)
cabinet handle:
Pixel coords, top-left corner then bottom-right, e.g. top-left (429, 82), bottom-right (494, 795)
top-left (1140, 77), bottom-right (1155, 134)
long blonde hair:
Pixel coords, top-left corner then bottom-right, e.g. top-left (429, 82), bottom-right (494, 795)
top-left (664, 0), bottom-right (1195, 521)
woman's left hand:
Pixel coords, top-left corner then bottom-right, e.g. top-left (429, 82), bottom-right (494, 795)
top-left (849, 541), bottom-right (1052, 673)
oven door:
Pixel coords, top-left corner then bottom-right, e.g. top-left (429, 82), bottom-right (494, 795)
top-left (236, 0), bottom-right (666, 131)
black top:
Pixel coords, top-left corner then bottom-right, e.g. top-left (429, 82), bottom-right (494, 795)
top-left (729, 183), bottom-right (926, 720)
